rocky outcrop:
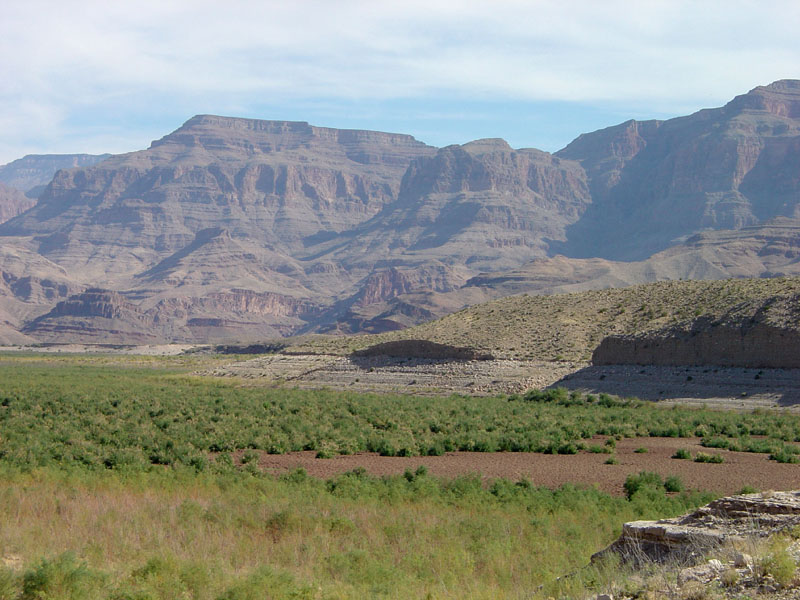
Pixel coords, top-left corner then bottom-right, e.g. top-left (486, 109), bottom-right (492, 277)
top-left (594, 491), bottom-right (800, 564)
top-left (23, 289), bottom-right (164, 343)
top-left (593, 294), bottom-right (800, 369)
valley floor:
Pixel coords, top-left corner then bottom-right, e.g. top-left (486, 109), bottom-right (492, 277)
top-left (239, 436), bottom-right (800, 497)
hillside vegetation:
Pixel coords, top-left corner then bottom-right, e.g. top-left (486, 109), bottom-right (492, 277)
top-left (284, 277), bottom-right (800, 361)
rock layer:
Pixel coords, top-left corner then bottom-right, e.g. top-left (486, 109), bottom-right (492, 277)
top-left (2, 81), bottom-right (800, 342)
top-left (594, 491), bottom-right (800, 564)
top-left (593, 294), bottom-right (800, 369)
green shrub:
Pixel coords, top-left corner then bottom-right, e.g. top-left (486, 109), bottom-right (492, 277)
top-left (770, 450), bottom-right (800, 464)
top-left (604, 456), bottom-right (619, 465)
top-left (633, 447), bottom-right (648, 454)
top-left (694, 452), bottom-right (724, 463)
top-left (760, 542), bottom-right (797, 587)
top-left (624, 471), bottom-right (663, 499)
top-left (587, 445), bottom-right (612, 454)
top-left (672, 448), bottom-right (692, 460)
top-left (22, 552), bottom-right (104, 600)
top-left (664, 476), bottom-right (683, 493)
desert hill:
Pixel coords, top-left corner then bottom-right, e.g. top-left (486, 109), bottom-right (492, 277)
top-left (283, 276), bottom-right (800, 363)
top-left (1, 82), bottom-right (800, 343)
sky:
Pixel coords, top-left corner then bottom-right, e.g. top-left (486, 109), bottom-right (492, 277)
top-left (1, 0), bottom-right (799, 164)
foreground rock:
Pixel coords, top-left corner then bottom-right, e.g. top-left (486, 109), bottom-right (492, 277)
top-left (595, 491), bottom-right (800, 565)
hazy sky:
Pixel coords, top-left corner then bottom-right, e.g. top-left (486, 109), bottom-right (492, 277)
top-left (1, 0), bottom-right (798, 163)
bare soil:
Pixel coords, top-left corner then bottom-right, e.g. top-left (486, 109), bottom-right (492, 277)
top-left (240, 437), bottom-right (800, 497)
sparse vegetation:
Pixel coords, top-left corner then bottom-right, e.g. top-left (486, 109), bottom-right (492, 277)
top-left (0, 463), bottom-right (716, 600)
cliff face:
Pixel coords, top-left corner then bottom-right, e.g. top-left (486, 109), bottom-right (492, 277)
top-left (0, 183), bottom-right (35, 224)
top-left (0, 116), bottom-right (435, 280)
top-left (3, 82), bottom-right (800, 343)
top-left (312, 139), bottom-right (591, 278)
top-left (557, 80), bottom-right (800, 260)
top-left (593, 294), bottom-right (800, 369)
top-left (0, 153), bottom-right (111, 196)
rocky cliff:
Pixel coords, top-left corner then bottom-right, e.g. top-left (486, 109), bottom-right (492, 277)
top-left (0, 153), bottom-right (111, 196)
top-left (0, 183), bottom-right (35, 224)
top-left (557, 80), bottom-right (800, 260)
top-left (2, 81), bottom-right (800, 343)
top-left (593, 293), bottom-right (800, 368)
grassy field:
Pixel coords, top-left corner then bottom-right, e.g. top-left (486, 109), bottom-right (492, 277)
top-left (1, 353), bottom-right (798, 598)
top-left (1, 355), bottom-right (799, 471)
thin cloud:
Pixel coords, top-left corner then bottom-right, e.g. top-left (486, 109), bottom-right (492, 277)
top-left (1, 0), bottom-right (798, 162)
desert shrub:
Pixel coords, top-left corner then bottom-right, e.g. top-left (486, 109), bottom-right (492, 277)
top-left (701, 437), bottom-right (733, 450)
top-left (22, 552), bottom-right (105, 600)
top-left (2, 358), bottom-right (800, 478)
top-left (694, 452), bottom-right (724, 463)
top-left (672, 448), bottom-right (692, 460)
top-left (587, 444), bottom-right (612, 454)
top-left (604, 456), bottom-right (619, 465)
top-left (624, 471), bottom-right (663, 500)
top-left (760, 540), bottom-right (797, 586)
top-left (634, 447), bottom-right (648, 454)
top-left (770, 451), bottom-right (799, 463)
top-left (664, 476), bottom-right (684, 493)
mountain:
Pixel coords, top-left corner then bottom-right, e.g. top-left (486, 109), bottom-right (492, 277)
top-left (2, 81), bottom-right (800, 344)
top-left (555, 79), bottom-right (800, 260)
top-left (0, 153), bottom-right (111, 197)
top-left (0, 183), bottom-right (35, 224)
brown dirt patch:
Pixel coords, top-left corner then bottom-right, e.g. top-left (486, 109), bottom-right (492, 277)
top-left (243, 437), bottom-right (800, 497)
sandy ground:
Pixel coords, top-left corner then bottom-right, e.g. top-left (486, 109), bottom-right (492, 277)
top-left (239, 437), bottom-right (800, 497)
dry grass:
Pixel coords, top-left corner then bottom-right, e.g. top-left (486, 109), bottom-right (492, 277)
top-left (0, 468), bottom-right (678, 600)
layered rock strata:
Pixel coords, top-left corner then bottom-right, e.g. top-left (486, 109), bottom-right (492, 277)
top-left (594, 491), bottom-right (800, 564)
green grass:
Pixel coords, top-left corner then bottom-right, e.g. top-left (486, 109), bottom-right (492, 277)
top-left (1, 358), bottom-right (799, 473)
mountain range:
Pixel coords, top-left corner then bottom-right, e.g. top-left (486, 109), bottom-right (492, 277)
top-left (1, 80), bottom-right (799, 344)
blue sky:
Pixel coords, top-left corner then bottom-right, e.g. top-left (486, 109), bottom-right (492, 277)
top-left (1, 0), bottom-right (799, 164)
